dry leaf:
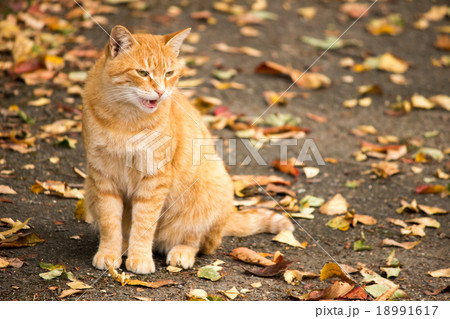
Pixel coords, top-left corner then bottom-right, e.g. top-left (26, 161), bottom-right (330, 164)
top-left (67, 281), bottom-right (93, 290)
top-left (284, 269), bottom-right (319, 285)
top-left (244, 254), bottom-right (294, 277)
top-left (380, 238), bottom-right (420, 250)
top-left (303, 167), bottom-right (320, 179)
top-left (428, 268), bottom-right (450, 278)
top-left (320, 262), bottom-right (357, 284)
top-left (272, 230), bottom-right (306, 248)
top-left (222, 286), bottom-right (241, 300)
top-left (230, 247), bottom-right (275, 266)
top-left (58, 289), bottom-right (83, 299)
top-left (406, 217), bottom-right (440, 228)
top-left (0, 185), bottom-right (17, 195)
top-left (320, 194), bottom-right (349, 215)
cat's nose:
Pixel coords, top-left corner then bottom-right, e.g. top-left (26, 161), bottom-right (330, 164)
top-left (155, 89), bottom-right (165, 98)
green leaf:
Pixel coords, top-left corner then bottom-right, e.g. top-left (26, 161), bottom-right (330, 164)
top-left (18, 111), bottom-right (35, 124)
top-left (264, 113), bottom-right (301, 127)
top-left (364, 284), bottom-right (407, 300)
top-left (413, 147), bottom-right (444, 161)
top-left (197, 265), bottom-right (222, 281)
top-left (345, 180), bottom-right (360, 188)
top-left (39, 268), bottom-right (64, 280)
top-left (39, 262), bottom-right (63, 271)
top-left (300, 195), bottom-right (324, 207)
top-left (212, 69), bottom-right (237, 81)
top-left (65, 271), bottom-right (77, 282)
top-left (380, 267), bottom-right (401, 278)
top-left (353, 239), bottom-right (372, 251)
top-left (354, 231), bottom-right (372, 251)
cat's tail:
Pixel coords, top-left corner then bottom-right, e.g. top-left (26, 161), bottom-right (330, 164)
top-left (222, 208), bottom-right (294, 237)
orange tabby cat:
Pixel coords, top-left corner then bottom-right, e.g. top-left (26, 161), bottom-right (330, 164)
top-left (82, 25), bottom-right (294, 274)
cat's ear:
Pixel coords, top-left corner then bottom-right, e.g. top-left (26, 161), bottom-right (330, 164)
top-left (108, 25), bottom-right (136, 58)
top-left (164, 28), bottom-right (191, 56)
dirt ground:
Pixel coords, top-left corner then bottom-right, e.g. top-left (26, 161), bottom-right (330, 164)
top-left (1, 0), bottom-right (449, 301)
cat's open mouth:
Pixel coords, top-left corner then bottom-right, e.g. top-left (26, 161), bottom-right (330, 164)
top-left (139, 98), bottom-right (158, 109)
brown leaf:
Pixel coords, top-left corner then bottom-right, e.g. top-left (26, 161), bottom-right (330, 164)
top-left (265, 184), bottom-right (296, 197)
top-left (230, 247), bottom-right (275, 267)
top-left (321, 281), bottom-right (355, 300)
top-left (58, 289), bottom-right (83, 299)
top-left (380, 238), bottom-right (420, 250)
top-left (435, 34), bottom-right (450, 51)
top-left (340, 3), bottom-right (370, 19)
top-left (371, 161), bottom-right (401, 178)
top-left (341, 286), bottom-right (369, 300)
top-left (424, 285), bottom-right (450, 296)
top-left (244, 254), bottom-right (294, 277)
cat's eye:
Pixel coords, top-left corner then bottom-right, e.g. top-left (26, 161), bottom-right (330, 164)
top-left (165, 70), bottom-right (174, 77)
top-left (136, 70), bottom-right (149, 77)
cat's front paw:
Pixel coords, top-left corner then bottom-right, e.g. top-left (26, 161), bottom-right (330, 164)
top-left (126, 256), bottom-right (155, 274)
top-left (92, 251), bottom-right (122, 270)
top-left (166, 245), bottom-right (196, 269)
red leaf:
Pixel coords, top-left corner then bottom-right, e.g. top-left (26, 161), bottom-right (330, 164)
top-left (415, 185), bottom-right (446, 194)
top-left (244, 255), bottom-right (294, 277)
top-left (340, 286), bottom-right (369, 300)
top-left (272, 160), bottom-right (299, 180)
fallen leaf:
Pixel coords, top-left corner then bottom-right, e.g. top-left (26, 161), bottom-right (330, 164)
top-left (198, 265), bottom-right (222, 281)
top-left (435, 34), bottom-right (450, 51)
top-left (320, 262), bottom-right (357, 284)
top-left (320, 194), bottom-right (349, 215)
top-left (366, 14), bottom-right (404, 36)
top-left (58, 289), bottom-right (83, 299)
top-left (272, 230), bottom-right (306, 248)
top-left (380, 238), bottom-right (420, 250)
top-left (422, 6), bottom-right (449, 21)
top-left (221, 286), bottom-right (241, 300)
top-left (167, 265), bottom-right (182, 273)
top-left (380, 267), bottom-right (401, 278)
top-left (134, 296), bottom-right (152, 301)
top-left (126, 279), bottom-right (177, 288)
top-left (284, 269), bottom-right (319, 285)
top-left (67, 281), bottom-right (92, 290)
top-left (371, 161), bottom-right (401, 178)
top-left (415, 185), bottom-right (446, 195)
top-left (230, 247), bottom-right (275, 266)
top-left (411, 94), bottom-right (435, 109)
top-left (303, 167), bottom-right (320, 179)
top-left (406, 217), bottom-right (440, 228)
top-left (428, 268), bottom-right (450, 278)
top-left (298, 7), bottom-right (316, 20)
top-left (271, 160), bottom-right (299, 180)
top-left (244, 254), bottom-right (294, 277)
top-left (39, 268), bottom-right (64, 280)
top-left (353, 232), bottom-right (373, 251)
top-left (340, 3), bottom-right (370, 19)
top-left (0, 185), bottom-right (17, 195)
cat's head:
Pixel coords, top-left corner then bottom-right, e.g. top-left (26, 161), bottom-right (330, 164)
top-left (103, 25), bottom-right (190, 113)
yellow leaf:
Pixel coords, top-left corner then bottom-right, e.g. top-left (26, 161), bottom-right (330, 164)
top-left (272, 230), bottom-right (305, 248)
